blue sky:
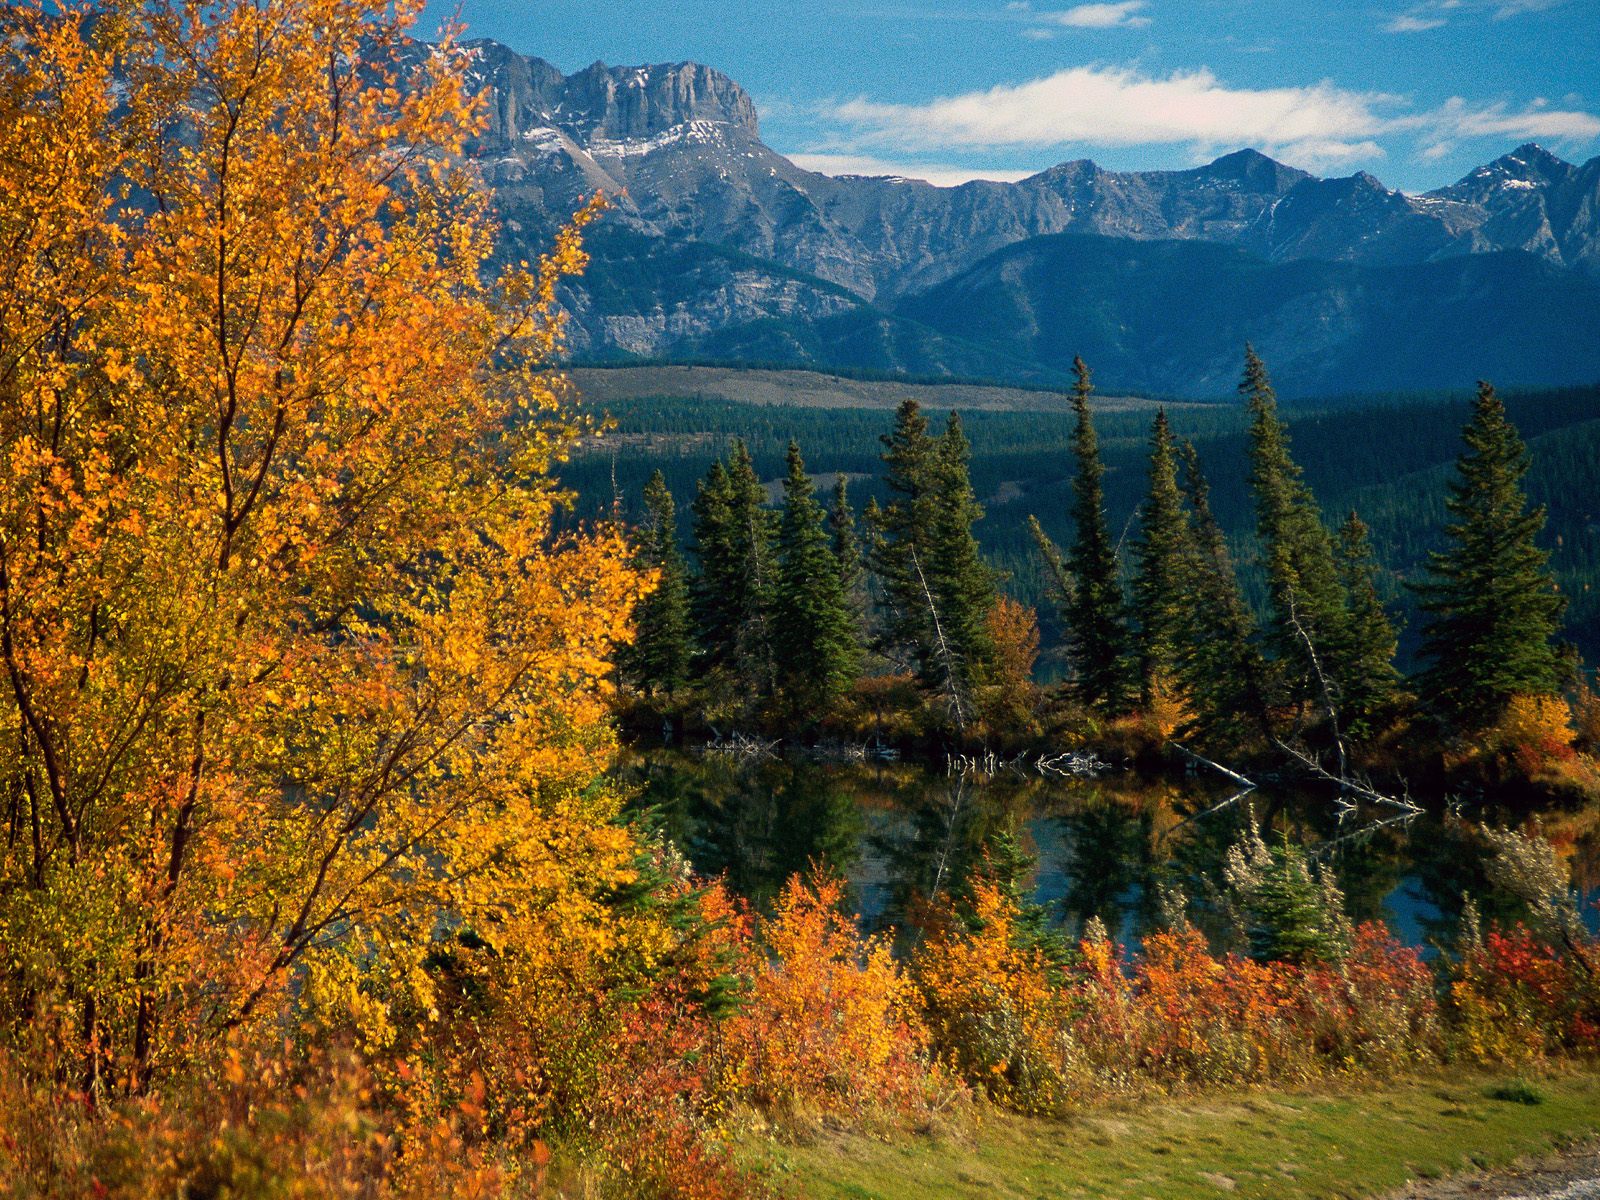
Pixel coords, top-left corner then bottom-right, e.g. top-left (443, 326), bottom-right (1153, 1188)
top-left (417, 0), bottom-right (1599, 191)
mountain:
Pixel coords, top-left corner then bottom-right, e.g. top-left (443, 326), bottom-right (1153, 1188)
top-left (422, 38), bottom-right (1600, 394)
top-left (896, 235), bottom-right (1600, 398)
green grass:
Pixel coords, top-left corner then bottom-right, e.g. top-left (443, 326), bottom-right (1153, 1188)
top-left (764, 1070), bottom-right (1600, 1199)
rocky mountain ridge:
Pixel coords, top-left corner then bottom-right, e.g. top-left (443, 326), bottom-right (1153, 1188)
top-left (423, 37), bottom-right (1600, 395)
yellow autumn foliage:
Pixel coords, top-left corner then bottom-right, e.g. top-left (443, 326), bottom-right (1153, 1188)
top-left (0, 0), bottom-right (650, 1098)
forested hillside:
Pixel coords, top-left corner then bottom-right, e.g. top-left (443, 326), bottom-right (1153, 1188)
top-left (564, 380), bottom-right (1600, 667)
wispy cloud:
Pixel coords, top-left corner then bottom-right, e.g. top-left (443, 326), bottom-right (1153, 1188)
top-left (788, 153), bottom-right (1035, 187)
top-left (818, 62), bottom-right (1600, 174)
top-left (1384, 13), bottom-right (1448, 31)
top-left (1492, 0), bottom-right (1567, 16)
top-left (1383, 0), bottom-right (1567, 32)
top-left (1417, 95), bottom-right (1600, 159)
top-left (1044, 1), bottom-right (1151, 29)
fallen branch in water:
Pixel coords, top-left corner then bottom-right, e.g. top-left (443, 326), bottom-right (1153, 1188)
top-left (703, 729), bottom-right (782, 761)
top-left (1273, 738), bottom-right (1422, 815)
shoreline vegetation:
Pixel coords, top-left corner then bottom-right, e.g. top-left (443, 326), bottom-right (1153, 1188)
top-left (614, 353), bottom-right (1600, 811)
top-left (1, 1), bottom-right (1596, 1198)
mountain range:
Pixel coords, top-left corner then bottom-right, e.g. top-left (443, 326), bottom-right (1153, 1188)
top-left (435, 38), bottom-right (1600, 398)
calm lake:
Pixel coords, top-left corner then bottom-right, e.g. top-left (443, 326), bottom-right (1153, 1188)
top-left (615, 749), bottom-right (1600, 951)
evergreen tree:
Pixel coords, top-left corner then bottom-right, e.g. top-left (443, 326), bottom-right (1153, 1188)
top-left (1130, 410), bottom-right (1193, 703)
top-left (869, 398), bottom-right (940, 674)
top-left (690, 441), bottom-right (776, 704)
top-left (830, 475), bottom-right (867, 629)
top-left (1064, 356), bottom-right (1132, 711)
top-left (1177, 441), bottom-right (1268, 743)
top-left (1333, 511), bottom-right (1400, 729)
top-left (1224, 825), bottom-right (1352, 966)
top-left (927, 412), bottom-right (999, 692)
top-left (625, 470), bottom-right (693, 699)
top-left (690, 459), bottom-right (737, 663)
top-left (1412, 381), bottom-right (1567, 728)
top-left (1241, 346), bottom-right (1354, 718)
top-left (868, 402), bottom-right (998, 725)
top-left (774, 442), bottom-right (862, 717)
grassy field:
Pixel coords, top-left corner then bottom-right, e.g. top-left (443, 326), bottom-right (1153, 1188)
top-left (764, 1070), bottom-right (1600, 1200)
top-left (567, 365), bottom-right (1176, 413)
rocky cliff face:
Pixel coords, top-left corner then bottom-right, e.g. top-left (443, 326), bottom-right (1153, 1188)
top-left (457, 41), bottom-right (758, 150)
top-left (1426, 144), bottom-right (1600, 274)
top-left (411, 36), bottom-right (1600, 389)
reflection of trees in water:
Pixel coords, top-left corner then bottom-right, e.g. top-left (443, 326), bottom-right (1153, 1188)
top-left (867, 776), bottom-right (1039, 937)
top-left (617, 751), bottom-right (1594, 949)
top-left (1143, 783), bottom-right (1415, 945)
top-left (1054, 791), bottom-right (1155, 941)
top-left (1311, 817), bottom-right (1409, 927)
top-left (1404, 817), bottom-right (1529, 943)
top-left (616, 751), bottom-right (864, 911)
top-left (1146, 785), bottom-right (1255, 946)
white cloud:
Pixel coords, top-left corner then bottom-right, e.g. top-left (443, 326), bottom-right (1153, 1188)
top-left (831, 66), bottom-right (1398, 157)
top-left (788, 153), bottom-right (1036, 187)
top-left (1421, 95), bottom-right (1600, 154)
top-left (818, 63), bottom-right (1600, 174)
top-left (1384, 13), bottom-right (1448, 31)
top-left (1382, 0), bottom-right (1566, 29)
top-left (1044, 1), bottom-right (1151, 28)
top-left (1493, 0), bottom-right (1567, 17)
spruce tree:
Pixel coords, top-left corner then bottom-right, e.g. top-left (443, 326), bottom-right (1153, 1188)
top-left (1177, 441), bottom-right (1268, 744)
top-left (869, 402), bottom-right (997, 725)
top-left (727, 440), bottom-right (779, 701)
top-left (691, 441), bottom-right (777, 704)
top-left (1412, 381), bottom-right (1566, 728)
top-left (1241, 346), bottom-right (1354, 718)
top-left (830, 475), bottom-right (867, 628)
top-left (927, 412), bottom-right (998, 693)
top-left (1333, 511), bottom-right (1400, 729)
top-left (1131, 410), bottom-right (1193, 703)
top-left (774, 442), bottom-right (862, 717)
top-left (690, 459), bottom-right (737, 664)
top-left (1064, 356), bottom-right (1132, 712)
top-left (626, 470), bottom-right (693, 700)
top-left (869, 398), bottom-right (940, 674)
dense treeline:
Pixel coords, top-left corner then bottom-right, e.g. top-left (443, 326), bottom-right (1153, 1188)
top-left (619, 351), bottom-right (1597, 797)
top-left (567, 384), bottom-right (1600, 665)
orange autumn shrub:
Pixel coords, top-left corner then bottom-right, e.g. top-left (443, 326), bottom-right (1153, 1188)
top-left (1301, 923), bottom-right (1440, 1071)
top-left (579, 993), bottom-right (760, 1200)
top-left (1450, 925), bottom-right (1600, 1065)
top-left (1063, 928), bottom-right (1140, 1090)
top-left (913, 881), bottom-right (1086, 1112)
top-left (572, 881), bottom-right (760, 1198)
top-left (1129, 929), bottom-right (1310, 1085)
top-left (913, 882), bottom-right (1445, 1112)
top-left (0, 1040), bottom-right (514, 1200)
top-left (729, 875), bottom-right (944, 1119)
top-left (398, 874), bottom-right (760, 1199)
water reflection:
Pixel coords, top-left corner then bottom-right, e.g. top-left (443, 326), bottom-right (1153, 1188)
top-left (613, 750), bottom-right (1600, 948)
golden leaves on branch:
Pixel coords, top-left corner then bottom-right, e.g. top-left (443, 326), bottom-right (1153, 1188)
top-left (0, 0), bottom-right (638, 1089)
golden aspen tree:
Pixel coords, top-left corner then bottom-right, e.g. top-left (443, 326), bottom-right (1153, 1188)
top-left (0, 0), bottom-right (648, 1093)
